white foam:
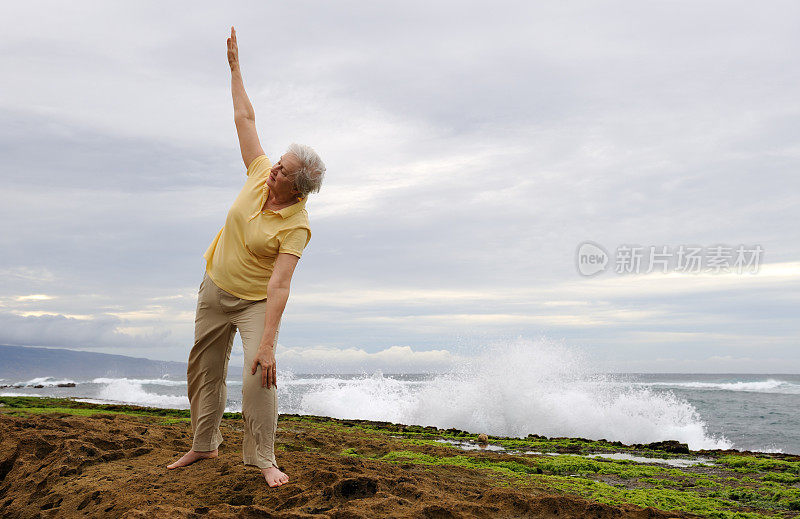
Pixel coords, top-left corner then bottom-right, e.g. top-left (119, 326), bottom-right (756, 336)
top-left (73, 398), bottom-right (108, 405)
top-left (1, 392), bottom-right (45, 397)
top-left (298, 338), bottom-right (732, 451)
top-left (752, 444), bottom-right (785, 454)
top-left (90, 377), bottom-right (189, 387)
top-left (93, 378), bottom-right (188, 408)
top-left (584, 452), bottom-right (711, 467)
top-left (17, 376), bottom-right (76, 387)
top-left (632, 379), bottom-right (800, 394)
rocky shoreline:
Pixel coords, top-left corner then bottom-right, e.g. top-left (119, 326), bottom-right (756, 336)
top-left (0, 383), bottom-right (76, 389)
top-left (1, 396), bottom-right (798, 518)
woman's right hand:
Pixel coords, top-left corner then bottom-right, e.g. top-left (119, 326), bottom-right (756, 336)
top-left (227, 26), bottom-right (240, 71)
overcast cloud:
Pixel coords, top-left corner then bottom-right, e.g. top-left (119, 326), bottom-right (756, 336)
top-left (0, 1), bottom-right (798, 373)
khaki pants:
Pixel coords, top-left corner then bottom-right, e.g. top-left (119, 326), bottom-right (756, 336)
top-left (187, 270), bottom-right (281, 469)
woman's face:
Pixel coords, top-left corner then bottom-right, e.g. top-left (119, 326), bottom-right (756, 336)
top-left (267, 153), bottom-right (302, 196)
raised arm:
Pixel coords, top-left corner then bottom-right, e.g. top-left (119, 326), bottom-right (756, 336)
top-left (227, 26), bottom-right (265, 170)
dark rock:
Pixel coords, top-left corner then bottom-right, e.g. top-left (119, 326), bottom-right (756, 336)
top-left (422, 504), bottom-right (461, 518)
top-left (302, 505), bottom-right (333, 514)
top-left (327, 477), bottom-right (378, 499)
top-left (122, 438), bottom-right (144, 449)
top-left (228, 494), bottom-right (253, 506)
top-left (129, 447), bottom-right (152, 458)
top-left (101, 451), bottom-right (124, 462)
top-left (77, 491), bottom-right (101, 511)
top-left (638, 440), bottom-right (690, 454)
top-left (0, 447), bottom-right (20, 481)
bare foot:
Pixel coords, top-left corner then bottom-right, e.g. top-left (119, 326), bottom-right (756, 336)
top-left (166, 448), bottom-right (218, 469)
top-left (261, 465), bottom-right (289, 487)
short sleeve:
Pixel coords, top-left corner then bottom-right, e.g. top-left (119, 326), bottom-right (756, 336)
top-left (246, 155), bottom-right (272, 178)
top-left (279, 228), bottom-right (311, 258)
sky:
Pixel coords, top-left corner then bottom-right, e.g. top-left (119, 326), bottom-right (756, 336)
top-left (0, 1), bottom-right (798, 373)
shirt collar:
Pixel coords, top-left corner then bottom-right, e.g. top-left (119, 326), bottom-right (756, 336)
top-left (275, 196), bottom-right (307, 219)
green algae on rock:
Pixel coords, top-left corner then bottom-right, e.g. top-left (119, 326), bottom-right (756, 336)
top-left (1, 395), bottom-right (798, 518)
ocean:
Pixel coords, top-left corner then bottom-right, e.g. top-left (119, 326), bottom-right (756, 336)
top-left (2, 368), bottom-right (798, 455)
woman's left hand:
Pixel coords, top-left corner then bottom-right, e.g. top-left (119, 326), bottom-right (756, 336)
top-left (251, 347), bottom-right (277, 388)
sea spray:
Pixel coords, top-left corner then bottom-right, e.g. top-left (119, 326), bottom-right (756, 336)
top-left (95, 378), bottom-right (188, 408)
top-left (298, 337), bottom-right (733, 450)
top-left (297, 370), bottom-right (419, 424)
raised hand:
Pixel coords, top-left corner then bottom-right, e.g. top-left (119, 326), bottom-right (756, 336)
top-left (227, 26), bottom-right (239, 71)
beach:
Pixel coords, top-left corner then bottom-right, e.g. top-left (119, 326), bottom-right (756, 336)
top-left (2, 396), bottom-right (799, 518)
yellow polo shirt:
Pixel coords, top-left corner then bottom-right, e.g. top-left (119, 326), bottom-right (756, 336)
top-left (203, 154), bottom-right (311, 300)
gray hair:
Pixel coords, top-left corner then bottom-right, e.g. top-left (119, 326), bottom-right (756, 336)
top-left (286, 143), bottom-right (326, 198)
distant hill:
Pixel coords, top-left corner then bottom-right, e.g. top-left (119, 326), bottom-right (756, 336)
top-left (0, 344), bottom-right (188, 381)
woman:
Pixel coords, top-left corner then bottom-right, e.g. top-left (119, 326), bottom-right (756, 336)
top-left (166, 26), bottom-right (325, 489)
